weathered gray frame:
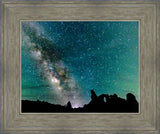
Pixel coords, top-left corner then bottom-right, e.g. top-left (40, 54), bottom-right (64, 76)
top-left (1, 0), bottom-right (159, 133)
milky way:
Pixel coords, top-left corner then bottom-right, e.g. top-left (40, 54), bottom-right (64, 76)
top-left (21, 21), bottom-right (139, 107)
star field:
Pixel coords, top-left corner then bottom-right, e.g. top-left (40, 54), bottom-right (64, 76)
top-left (21, 21), bottom-right (139, 107)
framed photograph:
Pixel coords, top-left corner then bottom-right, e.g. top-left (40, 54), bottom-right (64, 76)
top-left (1, 0), bottom-right (159, 133)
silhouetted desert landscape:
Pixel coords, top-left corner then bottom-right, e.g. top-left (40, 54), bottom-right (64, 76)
top-left (22, 90), bottom-right (139, 113)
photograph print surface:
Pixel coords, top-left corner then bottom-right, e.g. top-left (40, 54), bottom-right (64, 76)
top-left (21, 21), bottom-right (139, 113)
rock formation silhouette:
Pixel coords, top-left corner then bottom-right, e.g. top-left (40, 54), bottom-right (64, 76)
top-left (22, 90), bottom-right (139, 113)
top-left (66, 101), bottom-right (72, 110)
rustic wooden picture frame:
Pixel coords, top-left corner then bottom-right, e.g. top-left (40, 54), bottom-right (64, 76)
top-left (1, 0), bottom-right (159, 133)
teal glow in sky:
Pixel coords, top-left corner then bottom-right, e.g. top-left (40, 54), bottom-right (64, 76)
top-left (21, 21), bottom-right (139, 108)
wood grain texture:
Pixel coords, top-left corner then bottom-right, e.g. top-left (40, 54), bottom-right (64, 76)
top-left (1, 0), bottom-right (159, 133)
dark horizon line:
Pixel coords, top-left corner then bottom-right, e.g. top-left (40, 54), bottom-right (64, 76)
top-left (22, 90), bottom-right (139, 113)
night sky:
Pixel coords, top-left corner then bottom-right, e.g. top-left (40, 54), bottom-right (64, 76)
top-left (21, 21), bottom-right (139, 108)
